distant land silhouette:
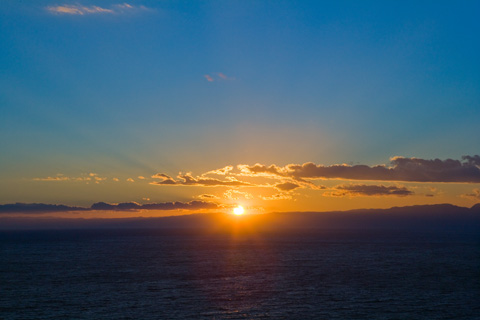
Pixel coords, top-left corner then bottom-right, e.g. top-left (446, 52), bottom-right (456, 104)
top-left (0, 203), bottom-right (479, 232)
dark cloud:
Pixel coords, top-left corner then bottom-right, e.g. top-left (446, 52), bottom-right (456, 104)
top-left (462, 155), bottom-right (480, 166)
top-left (196, 194), bottom-right (220, 200)
top-left (0, 203), bottom-right (87, 214)
top-left (240, 155), bottom-right (480, 183)
top-left (91, 201), bottom-right (220, 211)
top-left (89, 202), bottom-right (116, 210)
top-left (0, 201), bottom-right (220, 214)
top-left (151, 173), bottom-right (251, 187)
top-left (329, 184), bottom-right (414, 197)
top-left (275, 182), bottom-right (301, 191)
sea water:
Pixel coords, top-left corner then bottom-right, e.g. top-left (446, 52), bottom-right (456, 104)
top-left (1, 229), bottom-right (479, 319)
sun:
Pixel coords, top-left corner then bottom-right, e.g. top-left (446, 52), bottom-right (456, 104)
top-left (233, 205), bottom-right (245, 216)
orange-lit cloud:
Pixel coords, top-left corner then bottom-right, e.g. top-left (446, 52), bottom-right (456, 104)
top-left (33, 175), bottom-right (70, 181)
top-left (223, 189), bottom-right (253, 200)
top-left (238, 163), bottom-right (287, 178)
top-left (261, 193), bottom-right (293, 201)
top-left (204, 165), bottom-right (234, 175)
top-left (147, 156), bottom-right (480, 203)
top-left (33, 173), bottom-right (108, 183)
top-left (462, 188), bottom-right (480, 200)
top-left (204, 75), bottom-right (214, 82)
top-left (151, 172), bottom-right (251, 187)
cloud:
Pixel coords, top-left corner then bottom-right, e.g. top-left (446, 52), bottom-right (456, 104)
top-left (151, 173), bottom-right (176, 184)
top-left (0, 203), bottom-right (87, 214)
top-left (33, 176), bottom-right (70, 181)
top-left (204, 165), bottom-right (234, 175)
top-left (261, 193), bottom-right (293, 201)
top-left (327, 184), bottom-right (414, 197)
top-left (275, 182), bottom-right (301, 191)
top-left (238, 155), bottom-right (480, 183)
top-left (126, 178), bottom-right (135, 182)
top-left (150, 172), bottom-right (251, 187)
top-left (223, 190), bottom-right (253, 200)
top-left (91, 200), bottom-right (220, 211)
top-left (33, 173), bottom-right (108, 183)
top-left (0, 200), bottom-right (222, 214)
top-left (238, 163), bottom-right (286, 178)
top-left (217, 72), bottom-right (235, 80)
top-left (204, 75), bottom-right (214, 82)
top-left (46, 3), bottom-right (150, 15)
top-left (462, 188), bottom-right (480, 200)
top-left (47, 4), bottom-right (113, 15)
top-left (462, 155), bottom-right (480, 166)
top-left (204, 73), bottom-right (234, 82)
top-left (196, 194), bottom-right (220, 200)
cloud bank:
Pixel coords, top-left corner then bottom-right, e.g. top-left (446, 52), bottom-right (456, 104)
top-left (147, 155), bottom-right (480, 201)
top-left (0, 201), bottom-right (220, 214)
top-left (0, 203), bottom-right (87, 214)
top-left (327, 184), bottom-right (414, 197)
top-left (238, 156), bottom-right (480, 183)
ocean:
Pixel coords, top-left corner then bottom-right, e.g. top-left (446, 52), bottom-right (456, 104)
top-left (1, 229), bottom-right (479, 319)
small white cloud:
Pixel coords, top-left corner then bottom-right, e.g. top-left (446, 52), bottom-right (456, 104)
top-left (46, 3), bottom-right (151, 15)
top-left (204, 73), bottom-right (235, 82)
top-left (47, 5), bottom-right (113, 15)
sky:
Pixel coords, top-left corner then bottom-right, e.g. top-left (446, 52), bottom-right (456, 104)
top-left (1, 1), bottom-right (479, 218)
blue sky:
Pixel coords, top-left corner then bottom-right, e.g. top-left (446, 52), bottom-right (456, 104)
top-left (1, 1), bottom-right (479, 212)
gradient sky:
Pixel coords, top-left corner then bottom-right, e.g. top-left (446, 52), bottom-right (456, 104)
top-left (1, 1), bottom-right (479, 217)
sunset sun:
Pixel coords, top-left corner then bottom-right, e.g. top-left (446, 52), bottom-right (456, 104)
top-left (233, 205), bottom-right (245, 216)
